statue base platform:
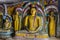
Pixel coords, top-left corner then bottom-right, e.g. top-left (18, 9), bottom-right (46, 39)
top-left (16, 30), bottom-right (48, 38)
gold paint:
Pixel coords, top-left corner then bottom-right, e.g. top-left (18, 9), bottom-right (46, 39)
top-left (16, 33), bottom-right (48, 38)
top-left (13, 11), bottom-right (21, 31)
top-left (7, 6), bottom-right (14, 15)
top-left (49, 12), bottom-right (56, 36)
top-left (24, 7), bottom-right (42, 33)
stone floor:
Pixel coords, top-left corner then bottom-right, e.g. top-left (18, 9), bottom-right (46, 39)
top-left (0, 37), bottom-right (60, 40)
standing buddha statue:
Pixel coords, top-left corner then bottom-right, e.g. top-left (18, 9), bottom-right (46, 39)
top-left (13, 9), bottom-right (21, 31)
top-left (47, 11), bottom-right (56, 36)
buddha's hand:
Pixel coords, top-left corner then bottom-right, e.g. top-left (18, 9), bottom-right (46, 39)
top-left (28, 28), bottom-right (39, 33)
top-left (28, 30), bottom-right (37, 33)
top-left (36, 26), bottom-right (42, 32)
top-left (7, 29), bottom-right (10, 31)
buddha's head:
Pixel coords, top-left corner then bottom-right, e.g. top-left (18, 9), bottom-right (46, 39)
top-left (30, 7), bottom-right (37, 16)
top-left (16, 11), bottom-right (19, 15)
top-left (50, 11), bottom-right (54, 16)
top-left (5, 17), bottom-right (9, 22)
top-left (15, 8), bottom-right (20, 15)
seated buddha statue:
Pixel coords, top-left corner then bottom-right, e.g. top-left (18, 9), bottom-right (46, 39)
top-left (4, 16), bottom-right (11, 30)
top-left (24, 5), bottom-right (42, 33)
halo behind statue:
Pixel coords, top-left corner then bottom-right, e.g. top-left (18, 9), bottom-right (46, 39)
top-left (44, 5), bottom-right (58, 16)
top-left (23, 2), bottom-right (44, 17)
top-left (3, 15), bottom-right (12, 22)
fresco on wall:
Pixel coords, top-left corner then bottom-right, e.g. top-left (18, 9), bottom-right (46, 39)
top-left (0, 0), bottom-right (59, 39)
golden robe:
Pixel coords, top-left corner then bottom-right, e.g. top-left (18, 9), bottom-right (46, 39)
top-left (49, 16), bottom-right (55, 36)
top-left (13, 15), bottom-right (21, 31)
top-left (24, 15), bottom-right (41, 32)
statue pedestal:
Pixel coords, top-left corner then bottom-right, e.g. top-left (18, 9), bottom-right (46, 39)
top-left (16, 30), bottom-right (48, 38)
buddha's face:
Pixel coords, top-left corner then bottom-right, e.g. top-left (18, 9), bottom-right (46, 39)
top-left (16, 11), bottom-right (19, 15)
top-left (31, 8), bottom-right (36, 15)
top-left (50, 11), bottom-right (54, 16)
top-left (6, 19), bottom-right (9, 22)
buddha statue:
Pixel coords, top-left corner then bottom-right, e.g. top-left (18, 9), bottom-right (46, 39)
top-left (44, 0), bottom-right (47, 7)
top-left (24, 6), bottom-right (42, 33)
top-left (4, 16), bottom-right (11, 30)
top-left (7, 6), bottom-right (14, 16)
top-left (13, 10), bottom-right (21, 31)
top-left (47, 11), bottom-right (56, 36)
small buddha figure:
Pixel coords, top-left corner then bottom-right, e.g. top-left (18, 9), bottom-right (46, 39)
top-left (7, 6), bottom-right (14, 16)
top-left (4, 16), bottom-right (11, 30)
top-left (13, 9), bottom-right (21, 31)
top-left (24, 6), bottom-right (41, 33)
top-left (44, 0), bottom-right (48, 7)
top-left (47, 11), bottom-right (56, 36)
top-left (49, 0), bottom-right (53, 4)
